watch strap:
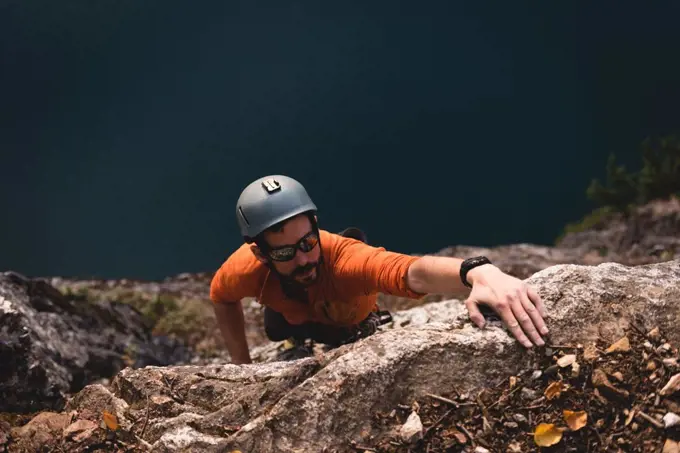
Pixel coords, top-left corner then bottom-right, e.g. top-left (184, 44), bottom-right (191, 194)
top-left (460, 256), bottom-right (492, 288)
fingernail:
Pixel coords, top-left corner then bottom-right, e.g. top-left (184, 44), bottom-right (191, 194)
top-left (541, 328), bottom-right (549, 335)
top-left (536, 339), bottom-right (545, 346)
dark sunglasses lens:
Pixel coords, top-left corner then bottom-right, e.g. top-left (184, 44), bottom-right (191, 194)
top-left (300, 234), bottom-right (319, 252)
top-left (270, 247), bottom-right (295, 261)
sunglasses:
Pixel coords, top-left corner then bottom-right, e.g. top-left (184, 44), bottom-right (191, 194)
top-left (264, 230), bottom-right (320, 262)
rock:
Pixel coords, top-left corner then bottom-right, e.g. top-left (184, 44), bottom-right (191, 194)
top-left (0, 420), bottom-right (10, 451)
top-left (0, 272), bottom-right (193, 412)
top-left (63, 419), bottom-right (98, 443)
top-left (557, 354), bottom-right (576, 367)
top-left (7, 259), bottom-right (680, 452)
top-left (9, 411), bottom-right (73, 452)
top-left (663, 412), bottom-right (680, 428)
top-left (398, 411), bottom-right (423, 443)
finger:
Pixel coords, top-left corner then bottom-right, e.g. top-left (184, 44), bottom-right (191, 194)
top-left (495, 298), bottom-right (533, 348)
top-left (520, 288), bottom-right (549, 336)
top-left (465, 298), bottom-right (486, 329)
top-left (511, 293), bottom-right (545, 346)
top-left (527, 285), bottom-right (547, 319)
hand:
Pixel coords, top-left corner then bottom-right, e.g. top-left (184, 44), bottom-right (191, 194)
top-left (465, 265), bottom-right (549, 348)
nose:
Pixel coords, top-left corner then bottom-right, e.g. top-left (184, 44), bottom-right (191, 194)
top-left (292, 248), bottom-right (310, 267)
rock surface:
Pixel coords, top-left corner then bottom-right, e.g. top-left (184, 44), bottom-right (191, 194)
top-left (7, 258), bottom-right (678, 452)
top-left (0, 272), bottom-right (192, 413)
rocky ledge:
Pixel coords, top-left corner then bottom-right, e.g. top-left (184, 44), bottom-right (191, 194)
top-left (3, 257), bottom-right (678, 452)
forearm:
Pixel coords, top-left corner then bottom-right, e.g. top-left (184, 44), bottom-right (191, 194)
top-left (213, 301), bottom-right (252, 364)
top-left (406, 255), bottom-right (500, 294)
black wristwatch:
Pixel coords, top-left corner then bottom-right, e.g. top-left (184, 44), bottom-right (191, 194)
top-left (460, 256), bottom-right (492, 288)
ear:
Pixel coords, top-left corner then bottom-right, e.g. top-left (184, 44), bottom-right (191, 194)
top-left (250, 245), bottom-right (268, 264)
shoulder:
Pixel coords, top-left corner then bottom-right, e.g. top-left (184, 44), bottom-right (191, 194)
top-left (210, 242), bottom-right (267, 302)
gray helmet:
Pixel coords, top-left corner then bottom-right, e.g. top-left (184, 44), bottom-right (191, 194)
top-left (236, 175), bottom-right (317, 242)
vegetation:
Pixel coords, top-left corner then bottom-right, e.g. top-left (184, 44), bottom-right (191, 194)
top-left (587, 135), bottom-right (680, 212)
top-left (558, 134), bottom-right (680, 239)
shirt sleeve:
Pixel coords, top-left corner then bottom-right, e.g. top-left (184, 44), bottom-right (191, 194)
top-left (332, 236), bottom-right (426, 299)
top-left (209, 245), bottom-right (267, 304)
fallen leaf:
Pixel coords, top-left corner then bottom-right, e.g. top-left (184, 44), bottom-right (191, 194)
top-left (545, 381), bottom-right (565, 400)
top-left (625, 409), bottom-right (636, 427)
top-left (660, 373), bottom-right (680, 396)
top-left (583, 343), bottom-right (599, 362)
top-left (534, 423), bottom-right (564, 447)
top-left (509, 376), bottom-right (518, 388)
top-left (563, 410), bottom-right (587, 431)
top-left (647, 361), bottom-right (658, 371)
top-left (606, 336), bottom-right (630, 353)
top-left (445, 428), bottom-right (467, 444)
top-left (102, 411), bottom-right (118, 431)
top-left (571, 361), bottom-right (581, 377)
top-left (557, 354), bottom-right (576, 368)
top-left (663, 439), bottom-right (680, 453)
top-left (648, 327), bottom-right (661, 340)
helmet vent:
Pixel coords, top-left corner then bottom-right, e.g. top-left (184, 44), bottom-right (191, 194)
top-left (238, 206), bottom-right (250, 225)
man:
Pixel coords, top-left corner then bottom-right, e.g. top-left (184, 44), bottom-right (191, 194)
top-left (210, 175), bottom-right (549, 364)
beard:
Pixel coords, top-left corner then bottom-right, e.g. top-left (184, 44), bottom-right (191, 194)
top-left (273, 255), bottom-right (324, 293)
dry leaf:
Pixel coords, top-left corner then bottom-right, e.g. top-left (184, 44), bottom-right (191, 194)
top-left (647, 361), bottom-right (658, 371)
top-left (229, 451), bottom-right (243, 453)
top-left (102, 411), bottom-right (118, 431)
top-left (625, 409), bottom-right (636, 426)
top-left (571, 361), bottom-right (581, 377)
top-left (648, 327), bottom-right (661, 340)
top-left (583, 343), bottom-right (599, 362)
top-left (509, 376), bottom-right (518, 388)
top-left (445, 428), bottom-right (467, 444)
top-left (545, 381), bottom-right (565, 400)
top-left (563, 410), bottom-right (587, 431)
top-left (660, 373), bottom-right (680, 396)
top-left (557, 354), bottom-right (576, 368)
top-left (534, 423), bottom-right (564, 447)
top-left (606, 336), bottom-right (630, 353)
top-left (611, 371), bottom-right (624, 382)
top-left (663, 439), bottom-right (680, 453)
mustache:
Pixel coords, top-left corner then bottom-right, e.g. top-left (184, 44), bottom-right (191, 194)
top-left (292, 262), bottom-right (318, 276)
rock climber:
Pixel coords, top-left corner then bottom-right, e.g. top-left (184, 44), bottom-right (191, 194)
top-left (210, 175), bottom-right (550, 364)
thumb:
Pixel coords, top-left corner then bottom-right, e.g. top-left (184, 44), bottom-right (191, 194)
top-left (465, 297), bottom-right (485, 329)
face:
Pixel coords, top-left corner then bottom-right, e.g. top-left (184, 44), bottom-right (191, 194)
top-left (252, 214), bottom-right (322, 286)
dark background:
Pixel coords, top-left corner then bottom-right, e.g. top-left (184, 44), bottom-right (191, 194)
top-left (2, 1), bottom-right (679, 280)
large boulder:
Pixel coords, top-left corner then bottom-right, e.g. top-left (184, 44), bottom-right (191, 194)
top-left (8, 259), bottom-right (678, 452)
top-left (0, 271), bottom-right (193, 413)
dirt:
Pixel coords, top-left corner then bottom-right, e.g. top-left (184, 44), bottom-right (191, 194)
top-left (366, 321), bottom-right (680, 452)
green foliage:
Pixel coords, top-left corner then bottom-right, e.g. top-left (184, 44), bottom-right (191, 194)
top-left (556, 133), bottom-right (680, 244)
top-left (586, 134), bottom-right (680, 213)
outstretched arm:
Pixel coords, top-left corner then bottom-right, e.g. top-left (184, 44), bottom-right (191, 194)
top-left (406, 256), bottom-right (549, 348)
top-left (213, 301), bottom-right (252, 364)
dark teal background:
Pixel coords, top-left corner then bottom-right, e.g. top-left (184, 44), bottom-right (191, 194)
top-left (2, 1), bottom-right (679, 279)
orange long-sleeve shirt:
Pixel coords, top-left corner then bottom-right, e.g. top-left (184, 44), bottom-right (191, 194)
top-left (210, 229), bottom-right (425, 326)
